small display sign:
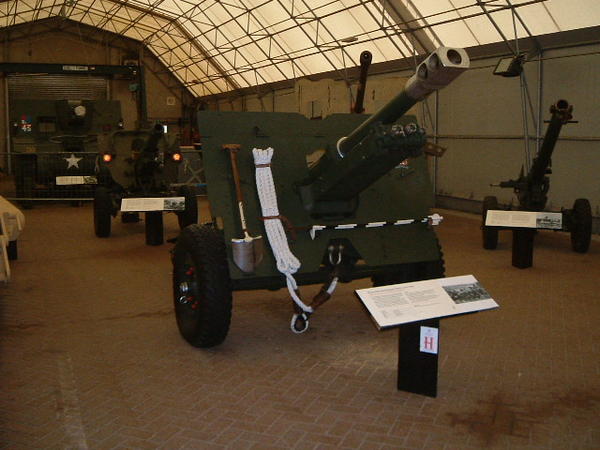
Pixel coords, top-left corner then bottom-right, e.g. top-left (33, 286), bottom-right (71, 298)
top-left (485, 210), bottom-right (562, 229)
top-left (121, 197), bottom-right (185, 212)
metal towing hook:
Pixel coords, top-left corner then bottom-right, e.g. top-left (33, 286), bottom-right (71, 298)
top-left (290, 244), bottom-right (344, 334)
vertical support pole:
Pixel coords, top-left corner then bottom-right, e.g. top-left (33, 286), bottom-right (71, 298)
top-left (398, 318), bottom-right (440, 397)
top-left (145, 211), bottom-right (163, 246)
top-left (512, 228), bottom-right (535, 268)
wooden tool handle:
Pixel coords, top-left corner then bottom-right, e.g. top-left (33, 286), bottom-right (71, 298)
top-left (223, 144), bottom-right (248, 233)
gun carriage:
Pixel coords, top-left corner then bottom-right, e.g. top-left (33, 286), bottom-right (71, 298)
top-left (482, 100), bottom-right (592, 265)
top-left (93, 123), bottom-right (198, 245)
top-left (172, 47), bottom-right (470, 347)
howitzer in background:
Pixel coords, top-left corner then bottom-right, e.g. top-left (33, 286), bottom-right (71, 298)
top-left (171, 47), bottom-right (469, 348)
top-left (482, 100), bottom-right (592, 266)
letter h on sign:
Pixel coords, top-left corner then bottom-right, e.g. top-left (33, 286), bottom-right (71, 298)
top-left (420, 326), bottom-right (439, 354)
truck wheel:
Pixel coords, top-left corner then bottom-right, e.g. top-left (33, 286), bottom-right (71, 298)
top-left (177, 185), bottom-right (198, 229)
top-left (570, 198), bottom-right (591, 253)
top-left (145, 212), bottom-right (164, 246)
top-left (172, 224), bottom-right (232, 348)
top-left (94, 187), bottom-right (112, 237)
top-left (482, 196), bottom-right (499, 250)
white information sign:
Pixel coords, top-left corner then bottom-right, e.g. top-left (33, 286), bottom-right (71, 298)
top-left (56, 176), bottom-right (97, 186)
top-left (356, 275), bottom-right (499, 330)
top-left (121, 197), bottom-right (185, 212)
top-left (485, 210), bottom-right (562, 230)
top-left (420, 326), bottom-right (439, 354)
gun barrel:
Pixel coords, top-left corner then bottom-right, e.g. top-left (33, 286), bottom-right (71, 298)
top-left (529, 99), bottom-right (572, 184)
top-left (337, 47), bottom-right (470, 157)
top-left (352, 50), bottom-right (372, 114)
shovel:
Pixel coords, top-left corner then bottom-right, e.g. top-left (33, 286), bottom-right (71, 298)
top-left (225, 144), bottom-right (264, 273)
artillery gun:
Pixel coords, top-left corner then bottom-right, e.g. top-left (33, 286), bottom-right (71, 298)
top-left (482, 100), bottom-right (592, 263)
top-left (172, 47), bottom-right (470, 348)
top-left (93, 123), bottom-right (198, 245)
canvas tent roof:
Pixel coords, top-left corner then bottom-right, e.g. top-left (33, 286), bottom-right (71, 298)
top-left (1, 0), bottom-right (599, 97)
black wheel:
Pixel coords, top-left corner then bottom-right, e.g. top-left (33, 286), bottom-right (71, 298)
top-left (94, 187), bottom-right (112, 237)
top-left (177, 185), bottom-right (198, 229)
top-left (570, 198), bottom-right (592, 253)
top-left (172, 224), bottom-right (232, 348)
top-left (145, 212), bottom-right (164, 246)
top-left (15, 154), bottom-right (36, 209)
top-left (372, 244), bottom-right (445, 287)
top-left (482, 196), bottom-right (499, 250)
top-left (7, 240), bottom-right (17, 260)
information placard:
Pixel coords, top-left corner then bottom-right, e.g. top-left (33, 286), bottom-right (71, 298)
top-left (485, 210), bottom-right (562, 230)
top-left (356, 275), bottom-right (498, 330)
top-left (55, 175), bottom-right (97, 186)
top-left (121, 197), bottom-right (185, 212)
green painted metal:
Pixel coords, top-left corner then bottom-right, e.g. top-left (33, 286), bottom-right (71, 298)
top-left (0, 62), bottom-right (139, 77)
top-left (200, 111), bottom-right (438, 289)
top-left (199, 47), bottom-right (470, 291)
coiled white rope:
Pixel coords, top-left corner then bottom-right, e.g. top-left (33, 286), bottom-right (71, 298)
top-left (252, 147), bottom-right (314, 324)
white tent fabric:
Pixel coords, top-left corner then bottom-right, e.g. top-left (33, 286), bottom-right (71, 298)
top-left (1, 0), bottom-right (599, 96)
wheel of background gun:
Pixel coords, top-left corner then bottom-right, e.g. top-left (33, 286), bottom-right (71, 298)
top-left (145, 211), bottom-right (164, 246)
top-left (172, 224), bottom-right (232, 348)
top-left (372, 243), bottom-right (445, 287)
top-left (482, 196), bottom-right (499, 250)
top-left (177, 185), bottom-right (198, 229)
top-left (93, 186), bottom-right (112, 238)
top-left (570, 198), bottom-right (592, 253)
top-left (7, 241), bottom-right (17, 260)
top-left (15, 154), bottom-right (36, 209)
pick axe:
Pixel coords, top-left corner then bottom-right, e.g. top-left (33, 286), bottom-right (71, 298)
top-left (224, 144), bottom-right (264, 273)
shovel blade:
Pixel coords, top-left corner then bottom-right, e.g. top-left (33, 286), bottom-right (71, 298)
top-left (232, 236), bottom-right (264, 273)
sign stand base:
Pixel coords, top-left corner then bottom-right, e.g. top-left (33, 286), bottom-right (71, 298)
top-left (512, 228), bottom-right (535, 268)
top-left (398, 318), bottom-right (439, 397)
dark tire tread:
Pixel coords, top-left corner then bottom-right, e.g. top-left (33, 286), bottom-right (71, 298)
top-left (177, 185), bottom-right (199, 229)
top-left (172, 224), bottom-right (232, 348)
top-left (571, 198), bottom-right (592, 253)
top-left (94, 187), bottom-right (112, 238)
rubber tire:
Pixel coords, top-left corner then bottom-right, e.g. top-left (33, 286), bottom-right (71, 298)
top-left (372, 243), bottom-right (445, 287)
top-left (145, 212), bottom-right (164, 246)
top-left (570, 198), bottom-right (592, 253)
top-left (94, 187), bottom-right (112, 238)
top-left (172, 224), bottom-right (232, 348)
top-left (177, 185), bottom-right (198, 229)
top-left (7, 241), bottom-right (17, 260)
top-left (482, 196), bottom-right (499, 250)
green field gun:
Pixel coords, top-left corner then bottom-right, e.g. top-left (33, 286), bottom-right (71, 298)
top-left (172, 47), bottom-right (470, 347)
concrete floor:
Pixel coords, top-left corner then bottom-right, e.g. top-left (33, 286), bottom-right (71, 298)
top-left (1, 201), bottom-right (599, 449)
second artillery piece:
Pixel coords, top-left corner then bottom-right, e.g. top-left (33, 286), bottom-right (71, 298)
top-left (172, 47), bottom-right (470, 348)
top-left (481, 99), bottom-right (592, 267)
top-left (93, 123), bottom-right (198, 245)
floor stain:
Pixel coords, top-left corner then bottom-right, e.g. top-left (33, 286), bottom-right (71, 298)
top-left (447, 389), bottom-right (600, 446)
